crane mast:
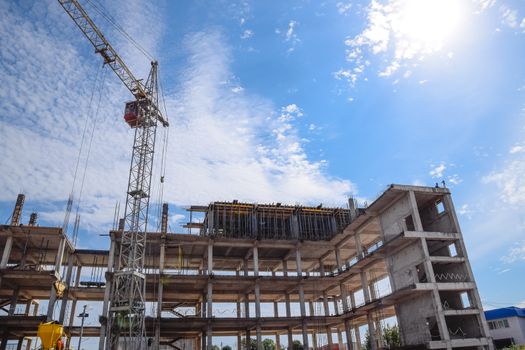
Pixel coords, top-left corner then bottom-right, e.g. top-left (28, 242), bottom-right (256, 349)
top-left (57, 1), bottom-right (169, 348)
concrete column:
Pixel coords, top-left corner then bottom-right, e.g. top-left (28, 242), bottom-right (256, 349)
top-left (208, 241), bottom-right (213, 275)
top-left (207, 280), bottom-right (213, 317)
top-left (246, 330), bottom-right (251, 350)
top-left (298, 284), bottom-right (306, 317)
top-left (253, 245), bottom-right (259, 277)
top-left (349, 292), bottom-right (356, 310)
top-left (323, 292), bottom-right (330, 316)
top-left (282, 260), bottom-right (288, 277)
top-left (407, 191), bottom-right (423, 231)
top-left (335, 248), bottom-right (342, 272)
top-left (238, 333), bottom-right (242, 350)
top-left (311, 328), bottom-right (318, 350)
top-left (59, 255), bottom-right (74, 323)
top-left (0, 236), bottom-right (13, 268)
top-left (374, 318), bottom-right (382, 348)
top-left (99, 233), bottom-right (115, 350)
top-left (0, 331), bottom-right (9, 350)
top-left (46, 288), bottom-right (57, 321)
top-left (285, 292), bottom-right (291, 317)
top-left (24, 300), bottom-right (31, 316)
top-left (295, 246), bottom-right (302, 276)
top-left (207, 325), bottom-right (213, 350)
top-left (256, 324), bottom-right (262, 350)
top-left (302, 323), bottom-right (309, 350)
top-left (287, 328), bottom-right (293, 350)
top-left (244, 293), bottom-right (250, 318)
top-left (54, 237), bottom-right (66, 274)
top-left (24, 339), bottom-right (32, 350)
top-left (344, 320), bottom-right (354, 350)
top-left (237, 298), bottom-right (242, 318)
top-left (201, 331), bottom-right (206, 350)
top-left (369, 281), bottom-right (377, 301)
top-left (319, 259), bottom-right (325, 277)
top-left (298, 284), bottom-right (308, 349)
top-left (276, 333), bottom-right (281, 350)
top-left (354, 326), bottom-right (361, 350)
top-left (66, 298), bottom-right (77, 349)
top-left (16, 337), bottom-right (23, 350)
top-left (255, 282), bottom-right (262, 350)
top-left (326, 327), bottom-right (333, 350)
top-left (354, 231), bottom-right (363, 257)
top-left (156, 234), bottom-right (166, 349)
top-left (309, 301), bottom-right (315, 317)
top-left (340, 283), bottom-right (349, 312)
top-left (274, 301), bottom-right (279, 317)
top-left (360, 272), bottom-right (371, 303)
top-left (337, 329), bottom-right (344, 350)
top-left (333, 299), bottom-right (339, 315)
top-left (8, 287), bottom-right (19, 315)
top-left (367, 314), bottom-right (377, 350)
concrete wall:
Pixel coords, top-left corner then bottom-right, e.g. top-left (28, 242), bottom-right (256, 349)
top-left (396, 294), bottom-right (436, 345)
top-left (387, 240), bottom-right (425, 290)
top-left (380, 194), bottom-right (412, 240)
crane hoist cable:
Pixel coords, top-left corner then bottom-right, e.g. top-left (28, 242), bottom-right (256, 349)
top-left (85, 0), bottom-right (154, 61)
top-left (62, 63), bottom-right (103, 237)
top-left (74, 67), bottom-right (107, 216)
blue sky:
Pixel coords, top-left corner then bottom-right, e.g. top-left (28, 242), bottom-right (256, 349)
top-left (1, 0), bottom-right (525, 330)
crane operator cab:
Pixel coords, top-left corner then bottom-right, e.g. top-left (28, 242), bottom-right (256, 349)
top-left (124, 100), bottom-right (148, 128)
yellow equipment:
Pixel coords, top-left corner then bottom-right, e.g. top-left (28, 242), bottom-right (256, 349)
top-left (37, 322), bottom-right (64, 350)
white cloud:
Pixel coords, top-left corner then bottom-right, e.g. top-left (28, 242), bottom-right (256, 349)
top-left (501, 240), bottom-right (525, 263)
top-left (500, 6), bottom-right (518, 28)
top-left (333, 69), bottom-right (358, 86)
top-left (379, 61), bottom-right (400, 77)
top-left (458, 204), bottom-right (473, 219)
top-left (429, 163), bottom-right (446, 178)
top-left (0, 3), bottom-right (355, 240)
top-left (509, 145), bottom-right (524, 154)
top-left (447, 174), bottom-right (463, 186)
top-left (336, 2), bottom-right (352, 15)
top-left (286, 20), bottom-right (298, 41)
top-left (231, 86), bottom-right (244, 93)
top-left (474, 0), bottom-right (496, 12)
top-left (280, 20), bottom-right (300, 52)
top-left (483, 158), bottom-right (525, 205)
top-left (341, 0), bottom-right (467, 86)
top-left (240, 29), bottom-right (253, 39)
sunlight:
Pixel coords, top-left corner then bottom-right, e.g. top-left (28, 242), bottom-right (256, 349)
top-left (393, 0), bottom-right (464, 57)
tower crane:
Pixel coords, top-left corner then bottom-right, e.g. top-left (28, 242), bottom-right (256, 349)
top-left (57, 0), bottom-right (169, 348)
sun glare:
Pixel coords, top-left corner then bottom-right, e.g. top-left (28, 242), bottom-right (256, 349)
top-left (393, 0), bottom-right (464, 57)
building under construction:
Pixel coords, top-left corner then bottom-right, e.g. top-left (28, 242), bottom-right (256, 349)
top-left (0, 184), bottom-right (493, 350)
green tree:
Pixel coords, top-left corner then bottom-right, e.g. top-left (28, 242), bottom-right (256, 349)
top-left (262, 338), bottom-right (276, 350)
top-left (241, 338), bottom-right (258, 350)
top-left (222, 346), bottom-right (232, 350)
top-left (362, 325), bottom-right (401, 350)
top-left (383, 325), bottom-right (400, 349)
top-left (290, 340), bottom-right (303, 350)
top-left (212, 346), bottom-right (220, 350)
top-left (363, 331), bottom-right (371, 350)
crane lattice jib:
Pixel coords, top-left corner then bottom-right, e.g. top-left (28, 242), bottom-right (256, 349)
top-left (57, 0), bottom-right (168, 127)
